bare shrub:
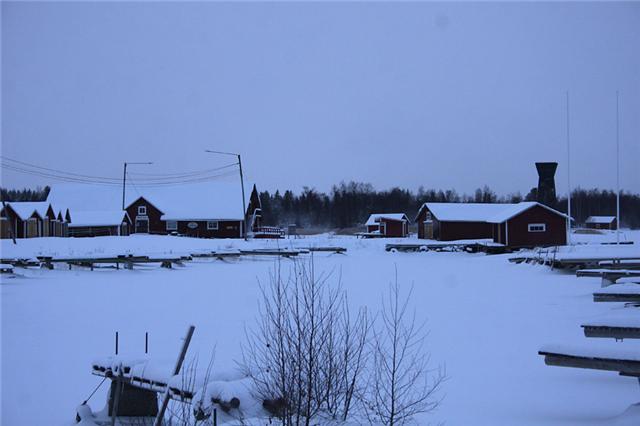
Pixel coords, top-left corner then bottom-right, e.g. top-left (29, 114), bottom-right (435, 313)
top-left (366, 276), bottom-right (446, 425)
top-left (240, 258), bottom-right (370, 425)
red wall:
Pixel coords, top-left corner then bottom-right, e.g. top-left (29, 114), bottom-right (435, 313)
top-left (437, 221), bottom-right (493, 241)
top-left (126, 198), bottom-right (165, 234)
top-left (497, 204), bottom-right (566, 247)
top-left (381, 218), bottom-right (408, 237)
top-left (173, 220), bottom-right (242, 238)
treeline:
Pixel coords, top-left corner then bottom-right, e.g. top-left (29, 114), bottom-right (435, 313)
top-left (0, 186), bottom-right (50, 202)
top-left (259, 182), bottom-right (640, 229)
top-left (2, 183), bottom-right (638, 229)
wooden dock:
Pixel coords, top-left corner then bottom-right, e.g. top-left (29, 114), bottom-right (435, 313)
top-left (581, 324), bottom-right (640, 340)
top-left (510, 253), bottom-right (640, 270)
top-left (539, 348), bottom-right (640, 376)
top-left (191, 246), bottom-right (347, 260)
top-left (0, 258), bottom-right (40, 268)
top-left (385, 241), bottom-right (509, 254)
top-left (36, 255), bottom-right (191, 270)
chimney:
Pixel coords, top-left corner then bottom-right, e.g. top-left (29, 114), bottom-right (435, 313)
top-left (535, 162), bottom-right (557, 206)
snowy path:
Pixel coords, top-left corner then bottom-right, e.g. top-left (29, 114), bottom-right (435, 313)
top-left (2, 234), bottom-right (639, 425)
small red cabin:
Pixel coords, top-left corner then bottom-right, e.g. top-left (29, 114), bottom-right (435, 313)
top-left (365, 213), bottom-right (410, 238)
top-left (585, 216), bottom-right (617, 230)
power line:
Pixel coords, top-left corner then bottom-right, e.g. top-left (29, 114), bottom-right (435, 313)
top-left (2, 157), bottom-right (240, 186)
top-left (2, 155), bottom-right (122, 182)
top-left (127, 163), bottom-right (238, 179)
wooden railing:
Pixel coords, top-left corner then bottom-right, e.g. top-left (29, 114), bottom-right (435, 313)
top-left (252, 226), bottom-right (285, 237)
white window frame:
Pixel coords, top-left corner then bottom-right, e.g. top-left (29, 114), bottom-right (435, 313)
top-left (138, 205), bottom-right (147, 215)
top-left (166, 220), bottom-right (178, 231)
top-left (528, 223), bottom-right (546, 233)
top-left (207, 220), bottom-right (219, 230)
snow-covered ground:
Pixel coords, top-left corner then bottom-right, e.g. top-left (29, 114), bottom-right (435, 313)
top-left (1, 231), bottom-right (640, 425)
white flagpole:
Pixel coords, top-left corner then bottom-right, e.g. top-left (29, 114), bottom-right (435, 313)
top-left (616, 91), bottom-right (620, 244)
top-left (566, 91), bottom-right (571, 246)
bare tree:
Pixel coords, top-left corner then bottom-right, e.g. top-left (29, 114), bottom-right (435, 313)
top-left (367, 276), bottom-right (446, 425)
top-left (240, 258), bottom-right (371, 425)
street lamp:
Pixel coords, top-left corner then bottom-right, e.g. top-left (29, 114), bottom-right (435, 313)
top-left (204, 150), bottom-right (247, 240)
top-left (122, 162), bottom-right (153, 210)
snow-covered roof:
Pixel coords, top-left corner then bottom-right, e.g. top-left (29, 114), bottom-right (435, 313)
top-left (586, 216), bottom-right (616, 224)
top-left (416, 202), bottom-right (569, 223)
top-left (68, 210), bottom-right (130, 227)
top-left (365, 213), bottom-right (409, 226)
top-left (418, 203), bottom-right (510, 222)
top-left (486, 202), bottom-right (570, 223)
top-left (3, 202), bottom-right (49, 220)
top-left (47, 181), bottom-right (247, 221)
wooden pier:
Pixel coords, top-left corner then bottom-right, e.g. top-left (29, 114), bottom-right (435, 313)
top-left (37, 255), bottom-right (191, 270)
top-left (385, 241), bottom-right (509, 254)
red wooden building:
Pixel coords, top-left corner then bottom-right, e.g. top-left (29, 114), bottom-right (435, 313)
top-left (365, 213), bottom-right (410, 237)
top-left (124, 182), bottom-right (260, 239)
top-left (0, 202), bottom-right (63, 239)
top-left (46, 182), bottom-right (268, 239)
top-left (67, 211), bottom-right (132, 237)
top-left (585, 216), bottom-right (617, 230)
top-left (487, 203), bottom-right (568, 248)
top-left (415, 203), bottom-right (505, 241)
top-left (415, 202), bottom-right (568, 248)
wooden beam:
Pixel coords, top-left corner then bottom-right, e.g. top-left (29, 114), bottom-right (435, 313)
top-left (154, 325), bottom-right (195, 426)
top-left (582, 325), bottom-right (640, 340)
top-left (539, 351), bottom-right (640, 375)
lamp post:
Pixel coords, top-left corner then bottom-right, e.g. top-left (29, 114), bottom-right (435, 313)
top-left (122, 162), bottom-right (153, 210)
top-left (204, 150), bottom-right (247, 240)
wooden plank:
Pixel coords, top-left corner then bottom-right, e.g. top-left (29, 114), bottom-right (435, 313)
top-left (577, 269), bottom-right (640, 278)
top-left (239, 249), bottom-right (301, 257)
top-left (154, 325), bottom-right (195, 426)
top-left (593, 293), bottom-right (640, 303)
top-left (539, 350), bottom-right (640, 375)
top-left (582, 325), bottom-right (640, 340)
top-left (298, 246), bottom-right (347, 253)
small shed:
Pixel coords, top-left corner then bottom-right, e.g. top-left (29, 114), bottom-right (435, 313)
top-left (585, 216), bottom-right (617, 230)
top-left (14, 202), bottom-right (59, 237)
top-left (0, 202), bottom-right (45, 239)
top-left (365, 213), bottom-right (410, 238)
top-left (67, 211), bottom-right (132, 237)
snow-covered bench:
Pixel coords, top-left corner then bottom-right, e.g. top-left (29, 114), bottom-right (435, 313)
top-left (539, 345), bottom-right (640, 377)
top-left (593, 283), bottom-right (640, 303)
top-left (581, 310), bottom-right (640, 340)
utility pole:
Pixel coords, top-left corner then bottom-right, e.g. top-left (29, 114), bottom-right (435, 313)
top-left (122, 163), bottom-right (127, 211)
top-left (205, 150), bottom-right (248, 241)
top-left (565, 91), bottom-right (572, 246)
top-left (616, 91), bottom-right (620, 244)
top-left (122, 162), bottom-right (153, 210)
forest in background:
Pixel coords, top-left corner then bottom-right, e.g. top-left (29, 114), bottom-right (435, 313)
top-left (257, 182), bottom-right (640, 229)
top-left (2, 183), bottom-right (639, 229)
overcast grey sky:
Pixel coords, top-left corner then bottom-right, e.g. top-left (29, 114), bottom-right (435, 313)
top-left (2, 1), bottom-right (639, 196)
